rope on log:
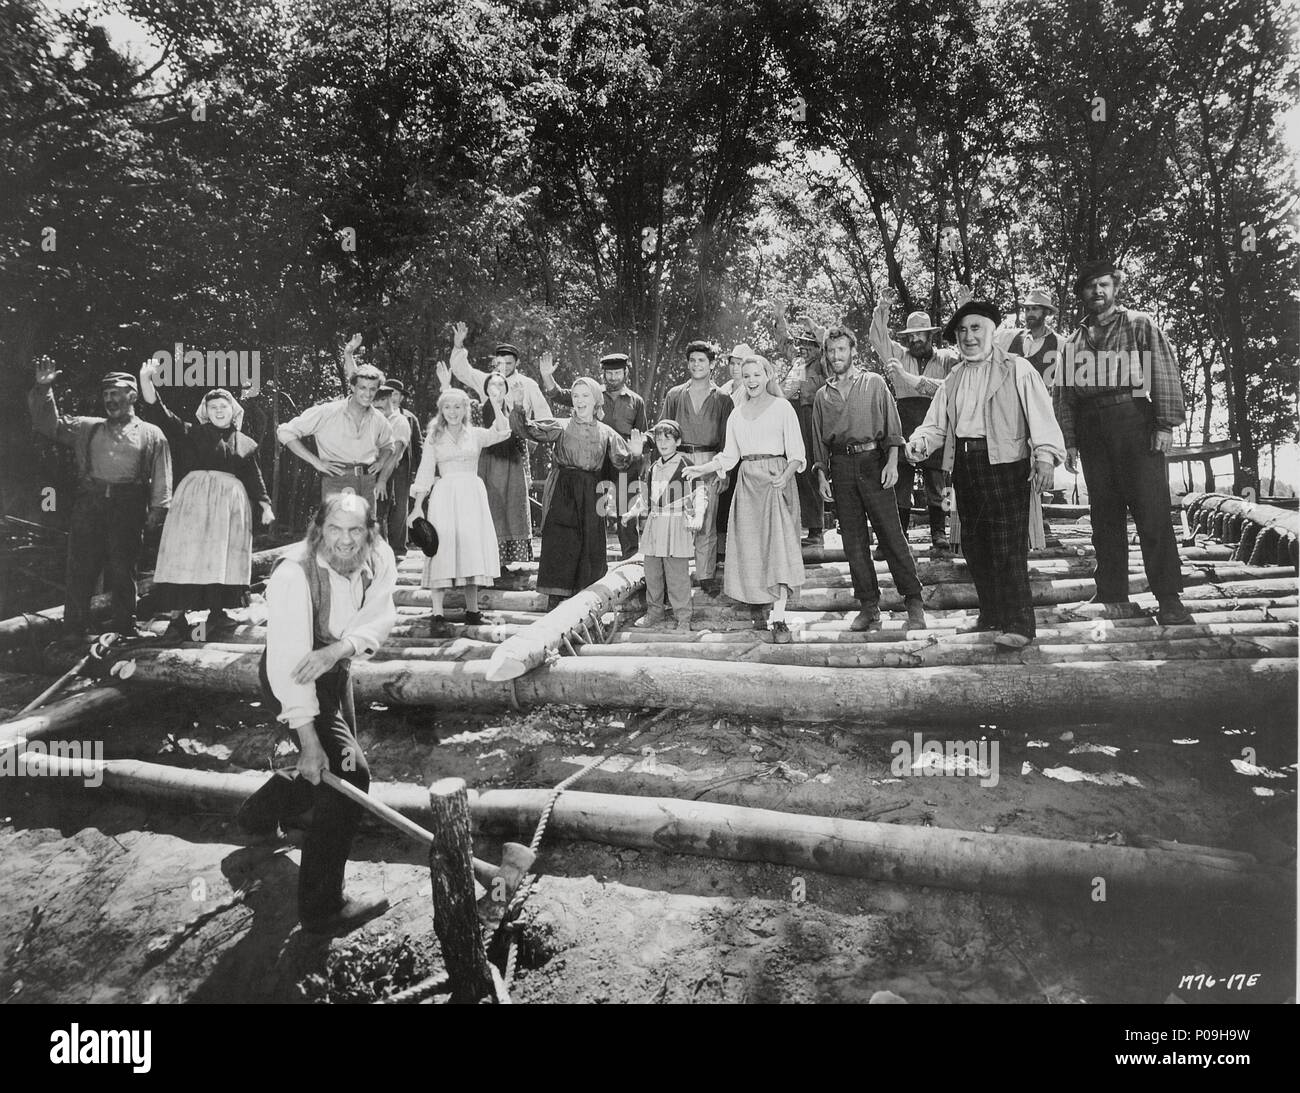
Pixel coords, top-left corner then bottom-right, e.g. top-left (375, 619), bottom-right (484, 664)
top-left (484, 562), bottom-right (645, 681)
top-left (1183, 492), bottom-right (1299, 567)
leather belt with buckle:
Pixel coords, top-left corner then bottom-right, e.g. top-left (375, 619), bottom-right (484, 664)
top-left (956, 437), bottom-right (988, 452)
top-left (831, 440), bottom-right (879, 456)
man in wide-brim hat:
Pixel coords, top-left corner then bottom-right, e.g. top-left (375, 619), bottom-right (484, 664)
top-left (868, 290), bottom-right (960, 555)
top-left (1053, 258), bottom-right (1192, 625)
top-left (906, 299), bottom-right (1065, 649)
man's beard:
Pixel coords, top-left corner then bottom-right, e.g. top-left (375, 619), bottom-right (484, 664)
top-left (907, 342), bottom-right (932, 361)
top-left (326, 542), bottom-right (367, 575)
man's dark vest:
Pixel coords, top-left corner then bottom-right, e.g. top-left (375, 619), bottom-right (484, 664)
top-left (257, 549), bottom-right (377, 713)
top-left (1008, 330), bottom-right (1062, 379)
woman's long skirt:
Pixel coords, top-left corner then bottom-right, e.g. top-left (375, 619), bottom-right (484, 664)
top-left (722, 456), bottom-right (805, 604)
top-left (151, 470), bottom-right (253, 609)
top-left (420, 469), bottom-right (501, 589)
top-left (479, 436), bottom-right (534, 563)
top-left (536, 466), bottom-right (605, 598)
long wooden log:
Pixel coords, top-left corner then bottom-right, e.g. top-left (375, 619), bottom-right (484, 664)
top-left (0, 543), bottom-right (296, 652)
top-left (607, 618), bottom-right (1297, 645)
top-left (0, 684), bottom-right (139, 751)
top-left (671, 574), bottom-right (1297, 615)
top-left (574, 636), bottom-right (1298, 667)
top-left (13, 755), bottom-right (1287, 906)
top-left (469, 789), bottom-right (1289, 906)
top-left (484, 562), bottom-right (645, 681)
top-left (58, 646), bottom-right (1296, 725)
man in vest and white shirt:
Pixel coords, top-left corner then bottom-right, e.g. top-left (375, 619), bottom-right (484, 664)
top-left (994, 287), bottom-right (1065, 381)
top-left (237, 493), bottom-right (398, 935)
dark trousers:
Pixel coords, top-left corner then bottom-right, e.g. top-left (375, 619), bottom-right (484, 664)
top-left (610, 469), bottom-right (640, 558)
top-left (65, 487), bottom-right (148, 633)
top-left (831, 450), bottom-right (922, 606)
top-left (953, 451), bottom-right (1034, 638)
top-left (794, 403), bottom-right (824, 533)
top-left (381, 464), bottom-right (411, 555)
top-left (1077, 399), bottom-right (1183, 600)
top-left (716, 473), bottom-right (737, 549)
top-left (896, 396), bottom-right (945, 538)
top-left (242, 661), bottom-right (370, 921)
top-left (896, 460), bottom-right (946, 537)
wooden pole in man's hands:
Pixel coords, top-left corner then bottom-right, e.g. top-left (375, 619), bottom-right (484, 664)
top-left (428, 776), bottom-right (496, 1004)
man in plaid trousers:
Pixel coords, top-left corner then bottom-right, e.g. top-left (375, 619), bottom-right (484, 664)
top-left (906, 299), bottom-right (1065, 649)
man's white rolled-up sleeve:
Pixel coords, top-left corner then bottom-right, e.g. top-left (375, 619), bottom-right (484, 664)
top-left (265, 562), bottom-right (319, 726)
top-left (341, 540), bottom-right (398, 659)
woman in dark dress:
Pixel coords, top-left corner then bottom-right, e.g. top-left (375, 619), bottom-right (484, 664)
top-left (138, 361), bottom-right (273, 640)
top-left (516, 376), bottom-right (636, 608)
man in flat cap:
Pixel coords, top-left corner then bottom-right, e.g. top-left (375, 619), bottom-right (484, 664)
top-left (29, 359), bottom-right (172, 642)
top-left (869, 287), bottom-right (959, 555)
top-left (1054, 259), bottom-right (1192, 625)
top-left (451, 334), bottom-right (552, 421)
top-left (542, 351), bottom-right (648, 559)
top-left (906, 299), bottom-right (1065, 648)
top-left (662, 340), bottom-right (732, 593)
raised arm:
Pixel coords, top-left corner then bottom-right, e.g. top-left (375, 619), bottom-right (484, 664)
top-left (137, 361), bottom-right (189, 443)
top-left (869, 288), bottom-right (907, 369)
top-left (27, 357), bottom-right (80, 446)
top-left (342, 333), bottom-right (364, 384)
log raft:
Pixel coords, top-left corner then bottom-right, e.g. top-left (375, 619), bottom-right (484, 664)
top-left (7, 517), bottom-right (1298, 727)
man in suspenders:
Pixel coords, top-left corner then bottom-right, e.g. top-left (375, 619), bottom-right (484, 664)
top-left (237, 494), bottom-right (398, 934)
top-left (29, 360), bottom-right (172, 642)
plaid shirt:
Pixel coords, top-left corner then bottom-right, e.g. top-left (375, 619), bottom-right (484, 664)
top-left (1054, 307), bottom-right (1185, 447)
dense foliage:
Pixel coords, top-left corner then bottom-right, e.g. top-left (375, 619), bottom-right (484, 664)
top-left (2, 0), bottom-right (1295, 521)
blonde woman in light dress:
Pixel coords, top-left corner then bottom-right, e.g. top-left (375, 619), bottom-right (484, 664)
top-left (408, 380), bottom-right (512, 635)
top-left (684, 355), bottom-right (806, 642)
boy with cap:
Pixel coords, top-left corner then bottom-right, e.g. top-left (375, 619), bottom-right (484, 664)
top-left (29, 359), bottom-right (172, 641)
top-left (869, 288), bottom-right (959, 554)
top-left (1054, 260), bottom-right (1192, 625)
top-left (622, 420), bottom-right (708, 630)
top-left (541, 351), bottom-right (648, 559)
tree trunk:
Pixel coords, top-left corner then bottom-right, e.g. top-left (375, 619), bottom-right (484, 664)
top-left (427, 777), bottom-right (495, 1005)
top-left (15, 757), bottom-right (1286, 906)
top-left (469, 790), bottom-right (1287, 907)
top-left (485, 562), bottom-right (645, 681)
top-left (67, 646), bottom-right (1294, 725)
top-left (577, 636), bottom-right (1296, 668)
